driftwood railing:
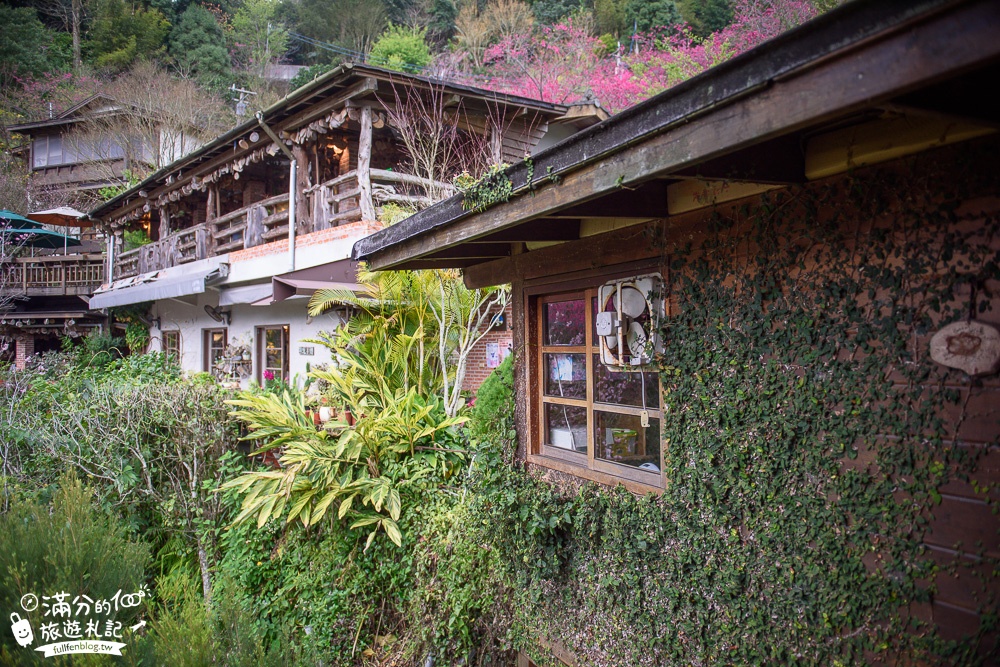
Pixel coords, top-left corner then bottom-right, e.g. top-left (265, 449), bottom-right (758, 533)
top-left (311, 169), bottom-right (454, 225)
top-left (112, 169), bottom-right (452, 280)
top-left (2, 254), bottom-right (105, 296)
top-left (116, 223), bottom-right (211, 279)
top-left (212, 193), bottom-right (290, 253)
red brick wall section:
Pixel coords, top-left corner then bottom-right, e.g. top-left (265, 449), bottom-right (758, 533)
top-left (463, 302), bottom-right (514, 394)
top-left (14, 335), bottom-right (34, 370)
top-left (242, 180), bottom-right (266, 207)
top-left (228, 220), bottom-right (383, 263)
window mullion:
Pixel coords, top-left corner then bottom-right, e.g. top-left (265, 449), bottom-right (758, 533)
top-left (586, 288), bottom-right (595, 471)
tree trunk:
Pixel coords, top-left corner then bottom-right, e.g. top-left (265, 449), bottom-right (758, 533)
top-left (71, 0), bottom-right (82, 71)
top-left (197, 536), bottom-right (213, 608)
top-left (357, 106), bottom-right (376, 222)
top-left (292, 143), bottom-right (312, 233)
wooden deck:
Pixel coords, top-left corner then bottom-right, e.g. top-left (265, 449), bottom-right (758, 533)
top-left (2, 254), bottom-right (106, 296)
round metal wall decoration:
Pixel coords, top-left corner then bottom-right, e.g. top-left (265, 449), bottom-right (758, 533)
top-left (929, 320), bottom-right (1000, 376)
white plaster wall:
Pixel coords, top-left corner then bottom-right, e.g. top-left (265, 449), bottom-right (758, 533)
top-left (148, 294), bottom-right (347, 388)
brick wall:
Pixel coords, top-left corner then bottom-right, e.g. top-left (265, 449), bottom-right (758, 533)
top-left (463, 302), bottom-right (514, 394)
top-left (14, 335), bottom-right (34, 370)
top-left (242, 180), bottom-right (266, 207)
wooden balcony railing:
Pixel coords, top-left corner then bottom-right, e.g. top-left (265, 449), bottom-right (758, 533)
top-left (111, 169), bottom-right (453, 279)
top-left (2, 254), bottom-right (105, 296)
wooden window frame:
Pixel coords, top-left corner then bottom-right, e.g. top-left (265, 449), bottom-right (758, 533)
top-left (162, 330), bottom-right (180, 360)
top-left (203, 328), bottom-right (227, 373)
top-left (526, 273), bottom-right (666, 493)
top-left (256, 324), bottom-right (290, 384)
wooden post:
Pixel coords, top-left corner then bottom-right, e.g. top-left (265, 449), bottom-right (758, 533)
top-left (166, 235), bottom-right (176, 267)
top-left (357, 105), bottom-right (376, 222)
top-left (293, 144), bottom-right (312, 234)
top-left (246, 206), bottom-right (264, 248)
top-left (195, 226), bottom-right (209, 261)
top-left (316, 184), bottom-right (330, 230)
top-left (158, 206), bottom-right (169, 240)
top-left (206, 187), bottom-right (218, 222)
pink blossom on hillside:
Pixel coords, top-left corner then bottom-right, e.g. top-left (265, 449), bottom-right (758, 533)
top-left (458, 0), bottom-right (819, 114)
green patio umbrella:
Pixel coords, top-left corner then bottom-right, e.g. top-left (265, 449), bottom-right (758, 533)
top-left (0, 209), bottom-right (45, 230)
top-left (0, 226), bottom-right (82, 249)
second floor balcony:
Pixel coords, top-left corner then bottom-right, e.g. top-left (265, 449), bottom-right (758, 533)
top-left (2, 254), bottom-right (106, 297)
top-left (113, 168), bottom-right (452, 280)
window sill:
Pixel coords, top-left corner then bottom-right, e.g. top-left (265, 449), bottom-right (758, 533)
top-left (527, 453), bottom-right (664, 495)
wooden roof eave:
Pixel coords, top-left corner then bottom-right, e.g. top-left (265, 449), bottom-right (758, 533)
top-left (89, 64), bottom-right (569, 224)
top-left (352, 0), bottom-right (1000, 280)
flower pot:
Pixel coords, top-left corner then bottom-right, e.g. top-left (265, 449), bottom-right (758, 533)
top-left (319, 406), bottom-right (334, 422)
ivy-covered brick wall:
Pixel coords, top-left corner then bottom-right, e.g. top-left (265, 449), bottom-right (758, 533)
top-left (487, 138), bottom-right (1000, 666)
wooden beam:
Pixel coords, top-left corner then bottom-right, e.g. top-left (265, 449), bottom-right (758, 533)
top-left (463, 257), bottom-right (515, 289)
top-left (672, 134), bottom-right (806, 183)
top-left (361, 0), bottom-right (1000, 270)
top-left (889, 62), bottom-right (1000, 128)
top-left (464, 221), bottom-right (663, 289)
top-left (804, 115), bottom-right (994, 180)
top-left (395, 258), bottom-right (482, 270)
top-left (477, 219), bottom-right (580, 243)
top-left (278, 77), bottom-right (378, 136)
top-left (545, 180), bottom-right (669, 219)
top-left (420, 243), bottom-right (511, 260)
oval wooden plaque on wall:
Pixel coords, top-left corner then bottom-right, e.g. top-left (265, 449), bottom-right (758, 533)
top-left (929, 320), bottom-right (1000, 377)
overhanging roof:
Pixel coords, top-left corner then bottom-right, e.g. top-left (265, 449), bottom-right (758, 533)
top-left (352, 0), bottom-right (1000, 282)
top-left (89, 265), bottom-right (228, 309)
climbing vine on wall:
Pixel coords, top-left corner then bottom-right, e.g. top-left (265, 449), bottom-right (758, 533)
top-left (463, 145), bottom-right (1000, 666)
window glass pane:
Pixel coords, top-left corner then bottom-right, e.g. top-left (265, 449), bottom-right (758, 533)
top-left (543, 298), bottom-right (585, 346)
top-left (260, 326), bottom-right (288, 380)
top-left (33, 138), bottom-right (47, 168)
top-left (543, 353), bottom-right (586, 399)
top-left (266, 328), bottom-right (283, 348)
top-left (544, 404), bottom-right (588, 454)
top-left (62, 135), bottom-right (83, 164)
top-left (107, 139), bottom-right (125, 159)
top-left (593, 355), bottom-right (659, 408)
top-left (207, 330), bottom-right (226, 368)
top-left (594, 410), bottom-right (660, 472)
top-left (47, 135), bottom-right (62, 165)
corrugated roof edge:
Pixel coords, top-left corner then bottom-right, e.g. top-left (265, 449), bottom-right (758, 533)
top-left (88, 62), bottom-right (570, 222)
top-left (351, 0), bottom-right (957, 262)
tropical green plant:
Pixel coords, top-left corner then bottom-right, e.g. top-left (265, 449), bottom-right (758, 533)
top-left (222, 375), bottom-right (466, 548)
top-left (220, 267), bottom-right (507, 548)
top-left (309, 265), bottom-right (509, 417)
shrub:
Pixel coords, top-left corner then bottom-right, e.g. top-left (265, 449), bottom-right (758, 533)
top-left (0, 475), bottom-right (150, 660)
top-left (369, 25), bottom-right (432, 72)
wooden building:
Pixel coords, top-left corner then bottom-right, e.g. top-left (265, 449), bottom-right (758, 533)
top-left (88, 64), bottom-right (602, 386)
top-left (354, 0), bottom-right (1000, 662)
